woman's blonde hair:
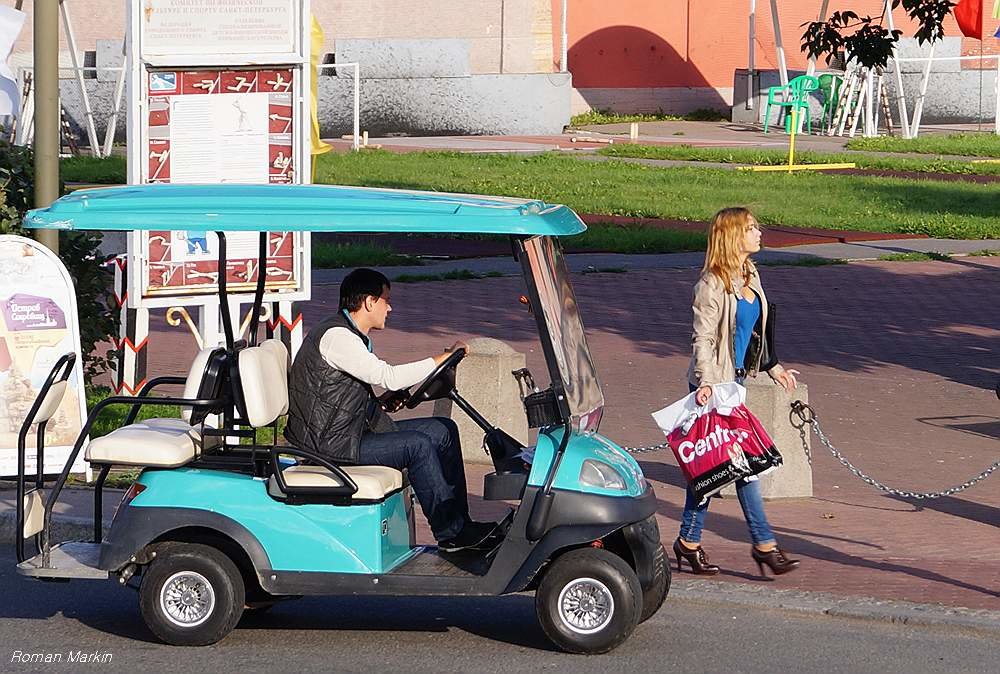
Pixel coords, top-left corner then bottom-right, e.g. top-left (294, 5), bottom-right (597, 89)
top-left (703, 207), bottom-right (757, 294)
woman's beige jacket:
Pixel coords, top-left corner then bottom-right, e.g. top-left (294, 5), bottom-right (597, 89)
top-left (686, 269), bottom-right (787, 388)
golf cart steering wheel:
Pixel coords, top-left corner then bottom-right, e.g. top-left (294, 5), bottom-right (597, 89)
top-left (405, 348), bottom-right (466, 409)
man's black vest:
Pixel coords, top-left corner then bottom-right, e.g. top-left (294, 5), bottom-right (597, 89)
top-left (284, 311), bottom-right (395, 463)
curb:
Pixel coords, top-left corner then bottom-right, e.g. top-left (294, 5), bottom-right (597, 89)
top-left (669, 577), bottom-right (1000, 635)
top-left (5, 511), bottom-right (998, 635)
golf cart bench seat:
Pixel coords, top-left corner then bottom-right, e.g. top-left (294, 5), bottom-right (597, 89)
top-left (267, 464), bottom-right (404, 501)
top-left (85, 346), bottom-right (227, 468)
top-left (86, 418), bottom-right (205, 467)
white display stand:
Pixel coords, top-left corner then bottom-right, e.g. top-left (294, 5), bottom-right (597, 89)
top-left (0, 236), bottom-right (88, 478)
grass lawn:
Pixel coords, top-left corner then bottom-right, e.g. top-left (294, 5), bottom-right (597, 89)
top-left (85, 386), bottom-right (180, 439)
top-left (599, 144), bottom-right (1000, 176)
top-left (570, 108), bottom-right (728, 127)
top-left (312, 241), bottom-right (419, 268)
top-left (844, 132), bottom-right (1000, 157)
top-left (59, 151), bottom-right (1000, 241)
top-left (313, 151), bottom-right (998, 239)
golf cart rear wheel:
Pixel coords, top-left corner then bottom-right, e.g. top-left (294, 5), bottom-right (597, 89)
top-left (536, 548), bottom-right (641, 654)
top-left (139, 542), bottom-right (245, 646)
top-left (639, 544), bottom-right (670, 624)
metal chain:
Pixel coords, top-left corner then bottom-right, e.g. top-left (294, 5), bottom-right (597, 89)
top-left (791, 401), bottom-right (1000, 499)
top-left (621, 440), bottom-right (671, 454)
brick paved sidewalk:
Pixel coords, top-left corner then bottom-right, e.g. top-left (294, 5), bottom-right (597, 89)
top-left (95, 256), bottom-right (1000, 611)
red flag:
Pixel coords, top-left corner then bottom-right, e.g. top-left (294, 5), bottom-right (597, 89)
top-left (955, 0), bottom-right (984, 39)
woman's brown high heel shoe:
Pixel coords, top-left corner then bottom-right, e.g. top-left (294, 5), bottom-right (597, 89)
top-left (673, 538), bottom-right (720, 575)
top-left (752, 546), bottom-right (800, 577)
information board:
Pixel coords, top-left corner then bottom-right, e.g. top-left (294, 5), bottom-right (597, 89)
top-left (141, 0), bottom-right (298, 58)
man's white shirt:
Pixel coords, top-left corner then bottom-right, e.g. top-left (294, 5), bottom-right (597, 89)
top-left (319, 327), bottom-right (435, 391)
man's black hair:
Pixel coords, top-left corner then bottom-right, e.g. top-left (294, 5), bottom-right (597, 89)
top-left (339, 268), bottom-right (390, 312)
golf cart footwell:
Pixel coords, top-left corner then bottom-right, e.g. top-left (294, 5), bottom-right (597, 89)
top-left (17, 542), bottom-right (109, 579)
top-left (390, 546), bottom-right (492, 578)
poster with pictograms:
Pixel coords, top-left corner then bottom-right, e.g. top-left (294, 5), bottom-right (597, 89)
top-left (140, 67), bottom-right (303, 299)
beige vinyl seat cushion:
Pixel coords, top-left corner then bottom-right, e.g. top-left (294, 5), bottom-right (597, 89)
top-left (268, 464), bottom-right (404, 501)
top-left (85, 417), bottom-right (205, 468)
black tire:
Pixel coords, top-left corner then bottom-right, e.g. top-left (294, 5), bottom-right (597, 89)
top-left (535, 548), bottom-right (641, 654)
top-left (139, 542), bottom-right (245, 646)
top-left (639, 544), bottom-right (670, 624)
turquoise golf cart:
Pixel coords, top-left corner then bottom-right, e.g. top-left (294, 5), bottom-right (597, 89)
top-left (16, 184), bottom-right (668, 653)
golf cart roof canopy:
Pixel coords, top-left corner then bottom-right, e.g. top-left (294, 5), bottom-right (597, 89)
top-left (24, 183), bottom-right (587, 236)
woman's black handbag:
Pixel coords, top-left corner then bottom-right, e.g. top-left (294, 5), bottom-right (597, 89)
top-left (746, 302), bottom-right (779, 373)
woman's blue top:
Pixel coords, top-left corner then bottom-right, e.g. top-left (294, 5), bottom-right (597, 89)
top-left (733, 295), bottom-right (760, 369)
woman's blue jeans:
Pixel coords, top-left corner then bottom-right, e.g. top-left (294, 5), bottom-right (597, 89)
top-left (679, 380), bottom-right (776, 546)
top-left (679, 478), bottom-right (776, 546)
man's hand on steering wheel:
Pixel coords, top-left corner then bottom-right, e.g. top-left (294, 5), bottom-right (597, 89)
top-left (378, 389), bottom-right (410, 413)
top-left (433, 341), bottom-right (470, 366)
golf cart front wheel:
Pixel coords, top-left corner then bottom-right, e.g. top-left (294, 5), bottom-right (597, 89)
top-left (536, 548), bottom-right (641, 654)
top-left (139, 542), bottom-right (245, 646)
top-left (639, 543), bottom-right (670, 624)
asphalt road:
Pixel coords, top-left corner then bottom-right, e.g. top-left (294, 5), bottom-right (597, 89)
top-left (1, 554), bottom-right (996, 674)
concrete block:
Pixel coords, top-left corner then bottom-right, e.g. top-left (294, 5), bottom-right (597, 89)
top-left (96, 39), bottom-right (124, 83)
top-left (332, 38), bottom-right (471, 79)
top-left (721, 379), bottom-right (812, 499)
top-left (432, 337), bottom-right (528, 466)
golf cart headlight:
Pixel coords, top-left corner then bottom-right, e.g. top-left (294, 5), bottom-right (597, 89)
top-left (579, 460), bottom-right (626, 490)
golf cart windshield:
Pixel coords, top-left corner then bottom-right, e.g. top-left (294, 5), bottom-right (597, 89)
top-left (521, 236), bottom-right (604, 433)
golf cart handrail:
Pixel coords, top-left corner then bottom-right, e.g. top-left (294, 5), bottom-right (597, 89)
top-left (23, 184), bottom-right (586, 237)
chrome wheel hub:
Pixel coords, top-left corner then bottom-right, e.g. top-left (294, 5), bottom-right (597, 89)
top-left (160, 571), bottom-right (215, 628)
top-left (557, 577), bottom-right (614, 634)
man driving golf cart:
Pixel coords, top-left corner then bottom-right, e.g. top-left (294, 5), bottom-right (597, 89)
top-left (285, 268), bottom-right (500, 553)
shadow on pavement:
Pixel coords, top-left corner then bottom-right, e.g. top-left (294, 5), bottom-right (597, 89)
top-left (889, 494), bottom-right (1000, 530)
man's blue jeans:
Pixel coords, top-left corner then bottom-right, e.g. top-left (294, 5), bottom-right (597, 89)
top-left (358, 417), bottom-right (468, 541)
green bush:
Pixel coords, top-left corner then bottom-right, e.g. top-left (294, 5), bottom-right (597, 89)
top-left (0, 140), bottom-right (117, 381)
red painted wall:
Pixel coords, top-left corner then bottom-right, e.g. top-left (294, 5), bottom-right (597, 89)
top-left (565, 1), bottom-right (982, 89)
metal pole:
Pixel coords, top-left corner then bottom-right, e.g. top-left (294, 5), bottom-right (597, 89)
top-left (885, 0), bottom-right (911, 138)
top-left (560, 0), bottom-right (568, 72)
top-left (994, 56), bottom-right (999, 135)
top-left (34, 0), bottom-right (60, 254)
top-left (58, 0), bottom-right (100, 157)
top-left (805, 0), bottom-right (830, 77)
top-left (911, 42), bottom-right (935, 137)
top-left (353, 64), bottom-right (360, 151)
top-left (769, 0), bottom-right (788, 86)
top-left (747, 0), bottom-right (756, 110)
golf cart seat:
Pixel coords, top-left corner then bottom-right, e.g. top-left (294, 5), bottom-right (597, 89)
top-left (85, 346), bottom-right (227, 468)
top-left (267, 465), bottom-right (403, 501)
top-left (232, 339), bottom-right (405, 502)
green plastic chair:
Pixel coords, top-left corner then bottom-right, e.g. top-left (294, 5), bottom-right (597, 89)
top-left (763, 75), bottom-right (820, 134)
top-left (817, 73), bottom-right (844, 133)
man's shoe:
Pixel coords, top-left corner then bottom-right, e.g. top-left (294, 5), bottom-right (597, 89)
top-left (439, 521), bottom-right (499, 554)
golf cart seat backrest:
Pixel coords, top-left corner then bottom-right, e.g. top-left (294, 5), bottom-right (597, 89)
top-left (237, 340), bottom-right (406, 502)
top-left (235, 339), bottom-right (290, 427)
top-left (85, 345), bottom-right (228, 468)
top-left (182, 346), bottom-right (229, 425)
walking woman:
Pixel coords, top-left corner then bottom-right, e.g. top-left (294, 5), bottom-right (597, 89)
top-left (674, 207), bottom-right (801, 577)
